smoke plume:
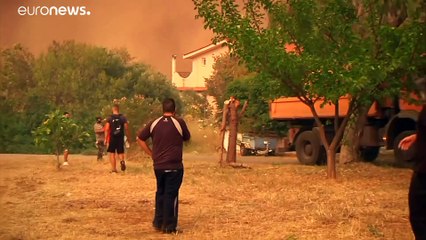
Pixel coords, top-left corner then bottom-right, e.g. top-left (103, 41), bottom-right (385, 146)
top-left (0, 0), bottom-right (213, 78)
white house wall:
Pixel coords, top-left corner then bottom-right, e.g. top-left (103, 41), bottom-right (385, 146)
top-left (172, 45), bottom-right (228, 89)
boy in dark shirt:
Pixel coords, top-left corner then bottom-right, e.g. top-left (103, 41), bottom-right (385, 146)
top-left (137, 98), bottom-right (190, 234)
top-left (399, 77), bottom-right (426, 239)
top-left (104, 104), bottom-right (130, 173)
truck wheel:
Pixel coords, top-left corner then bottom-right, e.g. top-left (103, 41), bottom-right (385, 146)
top-left (295, 131), bottom-right (323, 165)
top-left (393, 130), bottom-right (416, 164)
top-left (240, 144), bottom-right (248, 156)
top-left (360, 146), bottom-right (380, 162)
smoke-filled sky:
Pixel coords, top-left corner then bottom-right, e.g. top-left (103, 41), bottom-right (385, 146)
top-left (0, 0), bottom-right (214, 78)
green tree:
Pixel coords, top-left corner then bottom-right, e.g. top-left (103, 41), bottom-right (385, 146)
top-left (0, 45), bottom-right (44, 153)
top-left (205, 53), bottom-right (250, 109)
top-left (194, 0), bottom-right (426, 178)
top-left (0, 44), bottom-right (35, 111)
top-left (206, 53), bottom-right (286, 135)
top-left (33, 41), bottom-right (129, 116)
top-left (340, 0), bottom-right (426, 163)
top-left (131, 63), bottom-right (182, 111)
top-left (33, 41), bottom-right (182, 145)
top-left (1, 41), bottom-right (184, 154)
top-left (32, 41), bottom-right (134, 148)
top-left (180, 91), bottom-right (212, 119)
top-left (226, 75), bottom-right (287, 136)
top-left (33, 110), bottom-right (90, 169)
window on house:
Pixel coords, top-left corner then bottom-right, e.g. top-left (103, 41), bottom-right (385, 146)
top-left (202, 57), bottom-right (206, 66)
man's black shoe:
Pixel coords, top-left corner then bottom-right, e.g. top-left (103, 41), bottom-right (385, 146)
top-left (152, 223), bottom-right (162, 232)
top-left (162, 228), bottom-right (182, 235)
top-left (120, 160), bottom-right (126, 171)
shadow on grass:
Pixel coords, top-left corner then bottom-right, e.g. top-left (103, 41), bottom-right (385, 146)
top-left (369, 158), bottom-right (414, 169)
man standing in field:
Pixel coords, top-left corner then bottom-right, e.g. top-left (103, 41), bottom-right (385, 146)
top-left (94, 116), bottom-right (105, 161)
top-left (104, 104), bottom-right (130, 173)
top-left (137, 98), bottom-right (191, 234)
top-left (399, 77), bottom-right (426, 239)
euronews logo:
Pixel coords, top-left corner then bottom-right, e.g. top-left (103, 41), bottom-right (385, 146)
top-left (18, 5), bottom-right (92, 16)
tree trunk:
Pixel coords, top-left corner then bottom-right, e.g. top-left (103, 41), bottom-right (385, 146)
top-left (226, 101), bottom-right (238, 163)
top-left (316, 124), bottom-right (337, 178)
top-left (326, 147), bottom-right (337, 179)
top-left (315, 108), bottom-right (352, 179)
top-left (340, 126), bottom-right (358, 164)
top-left (308, 100), bottom-right (354, 179)
top-left (340, 110), bottom-right (359, 164)
top-left (340, 105), bottom-right (369, 163)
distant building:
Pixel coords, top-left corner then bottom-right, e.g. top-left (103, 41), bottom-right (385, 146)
top-left (172, 40), bottom-right (228, 91)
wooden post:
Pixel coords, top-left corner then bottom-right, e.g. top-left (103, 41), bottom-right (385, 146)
top-left (226, 100), bottom-right (239, 163)
top-left (219, 97), bottom-right (248, 166)
top-left (219, 102), bottom-right (229, 165)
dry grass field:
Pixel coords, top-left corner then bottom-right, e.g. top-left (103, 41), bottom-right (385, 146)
top-left (0, 151), bottom-right (415, 240)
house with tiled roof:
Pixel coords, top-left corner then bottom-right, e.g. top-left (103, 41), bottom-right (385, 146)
top-left (172, 40), bottom-right (228, 91)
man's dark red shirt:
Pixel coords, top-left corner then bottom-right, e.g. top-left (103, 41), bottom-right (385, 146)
top-left (138, 116), bottom-right (190, 170)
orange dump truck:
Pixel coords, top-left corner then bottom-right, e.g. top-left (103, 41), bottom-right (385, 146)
top-left (269, 96), bottom-right (422, 164)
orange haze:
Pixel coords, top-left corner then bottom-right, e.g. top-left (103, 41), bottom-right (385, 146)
top-left (0, 0), bottom-right (213, 78)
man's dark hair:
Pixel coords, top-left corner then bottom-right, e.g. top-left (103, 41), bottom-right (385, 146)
top-left (63, 111), bottom-right (69, 115)
top-left (162, 98), bottom-right (176, 113)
